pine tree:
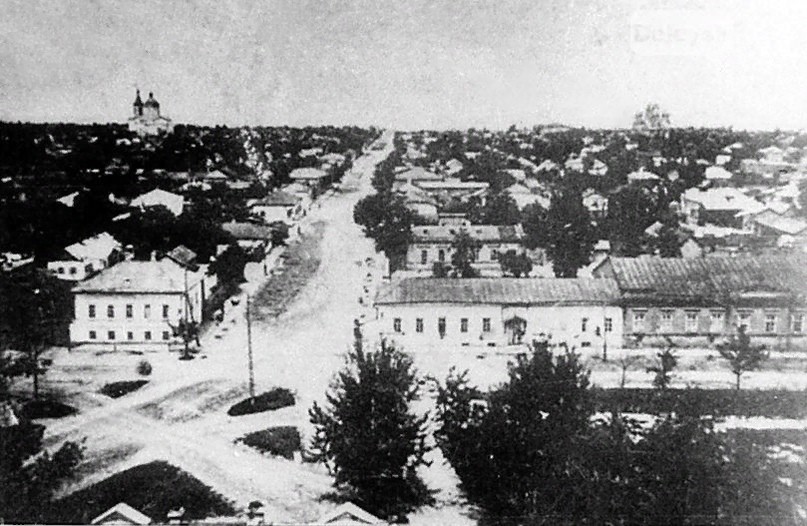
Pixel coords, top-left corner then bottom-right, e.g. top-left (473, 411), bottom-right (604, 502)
top-left (308, 330), bottom-right (432, 520)
top-left (716, 326), bottom-right (768, 390)
top-left (545, 186), bottom-right (596, 277)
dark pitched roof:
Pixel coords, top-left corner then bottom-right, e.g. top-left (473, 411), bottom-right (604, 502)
top-left (222, 222), bottom-right (273, 240)
top-left (251, 191), bottom-right (301, 207)
top-left (375, 277), bottom-right (620, 306)
top-left (166, 245), bottom-right (198, 269)
top-left (604, 255), bottom-right (807, 301)
top-left (411, 225), bottom-right (524, 243)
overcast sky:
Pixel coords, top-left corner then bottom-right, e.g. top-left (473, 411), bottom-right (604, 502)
top-left (1, 0), bottom-right (806, 130)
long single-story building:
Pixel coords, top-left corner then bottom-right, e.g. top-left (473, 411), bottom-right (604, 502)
top-left (373, 277), bottom-right (623, 349)
top-left (592, 255), bottom-right (807, 348)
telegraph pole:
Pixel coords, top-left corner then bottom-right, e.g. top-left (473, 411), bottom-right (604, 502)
top-left (246, 294), bottom-right (255, 399)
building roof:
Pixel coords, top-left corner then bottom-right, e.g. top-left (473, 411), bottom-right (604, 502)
top-left (376, 277), bottom-right (620, 306)
top-left (91, 502), bottom-right (152, 525)
top-left (627, 168), bottom-right (660, 181)
top-left (601, 255), bottom-right (807, 301)
top-left (166, 245), bottom-right (198, 269)
top-left (753, 211), bottom-right (807, 235)
top-left (143, 92), bottom-right (160, 108)
top-left (317, 502), bottom-right (385, 525)
top-left (290, 167), bottom-right (329, 180)
top-left (376, 278), bottom-right (619, 305)
top-left (64, 232), bottom-right (121, 262)
top-left (682, 187), bottom-right (764, 213)
top-left (394, 166), bottom-right (443, 182)
top-left (705, 166), bottom-right (733, 180)
top-left (250, 191), bottom-right (301, 207)
top-left (222, 221), bottom-right (274, 240)
top-left (130, 188), bottom-right (184, 215)
top-left (73, 259), bottom-right (197, 294)
top-left (414, 180), bottom-right (489, 191)
top-left (411, 224), bottom-right (524, 243)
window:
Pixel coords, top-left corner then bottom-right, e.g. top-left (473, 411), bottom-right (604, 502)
top-left (482, 318), bottom-right (491, 332)
top-left (126, 304), bottom-right (133, 318)
top-left (737, 310), bottom-right (751, 330)
top-left (633, 311), bottom-right (646, 332)
top-left (765, 313), bottom-right (776, 333)
top-left (438, 317), bottom-right (446, 337)
top-left (89, 304), bottom-right (96, 318)
top-left (438, 249), bottom-right (445, 263)
top-left (107, 330), bottom-right (116, 340)
top-left (144, 331), bottom-right (152, 340)
top-left (57, 266), bottom-right (65, 274)
top-left (660, 310), bottom-right (673, 331)
top-left (89, 330), bottom-right (97, 340)
top-left (144, 304), bottom-right (151, 319)
top-left (491, 249), bottom-right (499, 261)
top-left (127, 331), bottom-right (134, 341)
top-left (710, 311), bottom-right (725, 333)
top-left (685, 311), bottom-right (699, 333)
top-left (162, 304), bottom-right (170, 319)
top-left (69, 266), bottom-right (77, 275)
top-left (581, 317), bottom-right (588, 333)
top-left (415, 318), bottom-right (424, 333)
top-left (162, 331), bottom-right (171, 341)
top-left (420, 250), bottom-right (428, 264)
top-left (460, 318), bottom-right (469, 333)
top-left (604, 317), bottom-right (613, 333)
top-left (793, 313), bottom-right (804, 334)
top-left (393, 318), bottom-right (402, 333)
top-left (107, 305), bottom-right (115, 318)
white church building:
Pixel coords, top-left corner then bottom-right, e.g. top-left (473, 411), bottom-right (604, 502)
top-left (128, 89), bottom-right (174, 136)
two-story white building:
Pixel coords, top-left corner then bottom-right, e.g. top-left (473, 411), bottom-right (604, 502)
top-left (373, 277), bottom-right (623, 350)
top-left (69, 259), bottom-right (208, 350)
top-left (405, 224), bottom-right (525, 274)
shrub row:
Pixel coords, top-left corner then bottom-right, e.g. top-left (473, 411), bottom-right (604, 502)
top-left (20, 399), bottom-right (77, 419)
top-left (592, 388), bottom-right (807, 419)
top-left (227, 387), bottom-right (295, 416)
top-left (99, 380), bottom-right (149, 398)
top-left (237, 426), bottom-right (301, 459)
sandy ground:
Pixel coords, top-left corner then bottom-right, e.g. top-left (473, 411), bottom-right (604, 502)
top-left (19, 130), bottom-right (807, 524)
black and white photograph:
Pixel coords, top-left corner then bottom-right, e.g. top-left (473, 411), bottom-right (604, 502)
top-left (2, 0), bottom-right (807, 524)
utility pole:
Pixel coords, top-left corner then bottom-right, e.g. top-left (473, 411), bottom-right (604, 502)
top-left (246, 294), bottom-right (255, 399)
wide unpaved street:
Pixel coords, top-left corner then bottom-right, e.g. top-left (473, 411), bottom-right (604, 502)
top-left (38, 130), bottom-right (474, 525)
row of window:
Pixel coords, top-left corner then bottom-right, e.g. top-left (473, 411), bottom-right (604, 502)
top-left (632, 310), bottom-right (804, 334)
top-left (53, 263), bottom-right (92, 275)
top-left (392, 317), bottom-right (615, 335)
top-left (394, 317), bottom-right (493, 334)
top-left (88, 330), bottom-right (171, 341)
top-left (88, 304), bottom-right (173, 320)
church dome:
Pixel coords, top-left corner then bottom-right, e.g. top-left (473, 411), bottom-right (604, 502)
top-left (144, 91), bottom-right (160, 108)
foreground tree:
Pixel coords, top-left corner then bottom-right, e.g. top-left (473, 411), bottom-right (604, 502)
top-left (308, 332), bottom-right (432, 520)
top-left (0, 415), bottom-right (83, 522)
top-left (434, 339), bottom-right (800, 525)
top-left (716, 326), bottom-right (768, 390)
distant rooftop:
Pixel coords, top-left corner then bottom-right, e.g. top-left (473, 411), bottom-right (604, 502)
top-left (411, 224), bottom-right (523, 243)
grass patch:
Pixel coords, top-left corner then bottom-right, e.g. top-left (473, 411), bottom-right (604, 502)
top-left (253, 222), bottom-right (324, 320)
top-left (237, 426), bottom-right (301, 459)
top-left (20, 398), bottom-right (77, 419)
top-left (227, 387), bottom-right (295, 416)
top-left (47, 461), bottom-right (235, 524)
top-left (592, 388), bottom-right (807, 419)
top-left (98, 380), bottom-right (149, 398)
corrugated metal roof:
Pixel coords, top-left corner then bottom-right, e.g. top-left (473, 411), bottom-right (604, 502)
top-left (607, 255), bottom-right (807, 299)
top-left (375, 277), bottom-right (620, 306)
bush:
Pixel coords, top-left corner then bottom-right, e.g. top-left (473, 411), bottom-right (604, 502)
top-left (227, 388), bottom-right (295, 416)
top-left (46, 461), bottom-right (235, 524)
top-left (591, 388), bottom-right (807, 419)
top-left (237, 426), bottom-right (301, 459)
top-left (20, 399), bottom-right (77, 419)
top-left (99, 380), bottom-right (148, 399)
top-left (137, 360), bottom-right (152, 376)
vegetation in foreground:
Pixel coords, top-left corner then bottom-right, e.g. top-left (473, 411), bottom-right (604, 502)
top-left (309, 326), bottom-right (433, 522)
top-left (434, 339), bottom-right (806, 525)
top-left (227, 387), bottom-right (295, 417)
top-left (47, 460), bottom-right (235, 524)
top-left (98, 380), bottom-right (149, 399)
top-left (237, 426), bottom-right (301, 460)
